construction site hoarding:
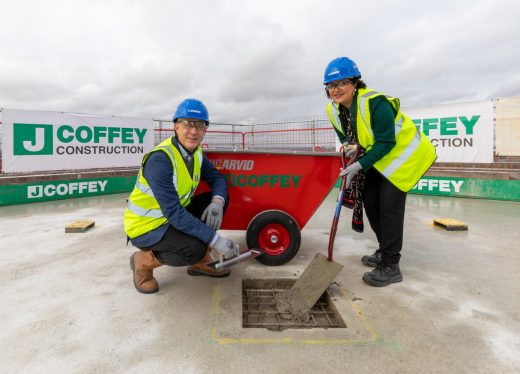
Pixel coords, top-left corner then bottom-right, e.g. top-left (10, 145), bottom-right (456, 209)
top-left (495, 97), bottom-right (520, 156)
top-left (0, 176), bottom-right (137, 206)
top-left (404, 100), bottom-right (494, 163)
top-left (410, 176), bottom-right (520, 201)
top-left (2, 174), bottom-right (519, 206)
top-left (1, 109), bottom-right (154, 172)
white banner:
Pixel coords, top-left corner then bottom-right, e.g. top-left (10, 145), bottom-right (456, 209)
top-left (404, 101), bottom-right (494, 163)
top-left (1, 109), bottom-right (154, 172)
top-left (334, 100), bottom-right (494, 163)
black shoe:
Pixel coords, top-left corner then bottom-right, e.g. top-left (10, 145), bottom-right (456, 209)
top-left (361, 251), bottom-right (382, 267)
top-left (362, 263), bottom-right (403, 287)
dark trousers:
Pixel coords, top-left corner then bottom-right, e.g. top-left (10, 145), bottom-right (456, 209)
top-left (143, 192), bottom-right (228, 267)
top-left (362, 168), bottom-right (407, 264)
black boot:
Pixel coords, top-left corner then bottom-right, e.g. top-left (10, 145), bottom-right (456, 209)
top-left (362, 263), bottom-right (403, 287)
top-left (361, 251), bottom-right (382, 267)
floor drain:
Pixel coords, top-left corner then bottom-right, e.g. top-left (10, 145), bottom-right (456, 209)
top-left (242, 278), bottom-right (346, 331)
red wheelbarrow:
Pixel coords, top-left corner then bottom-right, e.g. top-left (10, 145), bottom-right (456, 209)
top-left (199, 150), bottom-right (343, 266)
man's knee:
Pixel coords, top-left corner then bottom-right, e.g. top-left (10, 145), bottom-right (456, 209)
top-left (153, 243), bottom-right (207, 266)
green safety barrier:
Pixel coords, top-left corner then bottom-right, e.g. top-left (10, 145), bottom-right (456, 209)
top-left (0, 176), bottom-right (137, 206)
top-left (409, 176), bottom-right (520, 201)
top-left (1, 174), bottom-right (519, 206)
top-left (335, 176), bottom-right (520, 201)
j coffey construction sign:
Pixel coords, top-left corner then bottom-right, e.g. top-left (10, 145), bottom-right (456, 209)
top-left (333, 100), bottom-right (494, 163)
top-left (405, 100), bottom-right (494, 163)
top-left (1, 109), bottom-right (154, 172)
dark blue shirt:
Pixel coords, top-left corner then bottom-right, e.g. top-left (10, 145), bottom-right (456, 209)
top-left (130, 138), bottom-right (227, 248)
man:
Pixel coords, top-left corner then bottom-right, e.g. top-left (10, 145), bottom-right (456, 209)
top-left (124, 98), bottom-right (239, 294)
top-left (323, 56), bottom-right (437, 287)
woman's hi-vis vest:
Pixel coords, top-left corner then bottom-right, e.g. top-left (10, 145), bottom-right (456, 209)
top-left (124, 138), bottom-right (203, 239)
top-left (327, 88), bottom-right (437, 192)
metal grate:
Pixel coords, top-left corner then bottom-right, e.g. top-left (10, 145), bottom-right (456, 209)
top-left (242, 279), bottom-right (346, 331)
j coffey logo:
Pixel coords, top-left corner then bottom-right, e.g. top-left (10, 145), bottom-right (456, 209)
top-left (13, 123), bottom-right (54, 155)
top-left (27, 180), bottom-right (108, 198)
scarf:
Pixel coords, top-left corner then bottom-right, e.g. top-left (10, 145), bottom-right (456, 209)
top-left (339, 105), bottom-right (366, 233)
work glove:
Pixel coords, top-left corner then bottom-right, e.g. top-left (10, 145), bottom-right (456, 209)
top-left (339, 161), bottom-right (363, 188)
top-left (201, 196), bottom-right (224, 231)
top-left (342, 143), bottom-right (359, 158)
top-left (210, 233), bottom-right (239, 259)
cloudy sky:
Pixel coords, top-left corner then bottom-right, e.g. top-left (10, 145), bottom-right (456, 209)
top-left (1, 0), bottom-right (519, 122)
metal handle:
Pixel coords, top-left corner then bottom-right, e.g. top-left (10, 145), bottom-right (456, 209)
top-left (327, 147), bottom-right (361, 262)
top-left (214, 250), bottom-right (255, 270)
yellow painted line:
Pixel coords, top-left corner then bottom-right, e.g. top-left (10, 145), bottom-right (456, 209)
top-left (340, 288), bottom-right (381, 340)
top-left (211, 284), bottom-right (383, 345)
top-left (214, 337), bottom-right (384, 345)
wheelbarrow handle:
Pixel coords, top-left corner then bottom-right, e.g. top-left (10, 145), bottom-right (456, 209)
top-left (327, 146), bottom-right (361, 261)
top-left (339, 144), bottom-right (359, 168)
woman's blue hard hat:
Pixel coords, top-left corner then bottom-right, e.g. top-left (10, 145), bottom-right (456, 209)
top-left (323, 57), bottom-right (361, 84)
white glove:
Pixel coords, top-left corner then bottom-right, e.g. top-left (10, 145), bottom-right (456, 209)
top-left (201, 197), bottom-right (224, 231)
top-left (342, 143), bottom-right (358, 158)
top-left (210, 233), bottom-right (239, 259)
top-left (339, 161), bottom-right (363, 188)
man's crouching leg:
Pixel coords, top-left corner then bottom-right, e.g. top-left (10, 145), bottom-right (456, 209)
top-left (187, 248), bottom-right (231, 278)
top-left (130, 250), bottom-right (163, 294)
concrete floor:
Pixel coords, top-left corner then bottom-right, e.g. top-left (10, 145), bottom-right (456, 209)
top-left (1, 192), bottom-right (519, 373)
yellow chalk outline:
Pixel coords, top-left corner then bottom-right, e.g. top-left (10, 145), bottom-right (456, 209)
top-left (211, 284), bottom-right (382, 345)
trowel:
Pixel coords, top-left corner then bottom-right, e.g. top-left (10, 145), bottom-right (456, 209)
top-left (275, 147), bottom-right (358, 318)
top-left (207, 248), bottom-right (264, 270)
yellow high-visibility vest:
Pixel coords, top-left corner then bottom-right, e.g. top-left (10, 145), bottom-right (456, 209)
top-left (124, 138), bottom-right (202, 239)
top-left (327, 88), bottom-right (437, 192)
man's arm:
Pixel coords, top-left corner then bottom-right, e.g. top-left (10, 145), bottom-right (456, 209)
top-left (200, 153), bottom-right (227, 201)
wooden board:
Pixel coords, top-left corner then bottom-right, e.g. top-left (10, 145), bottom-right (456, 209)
top-left (65, 220), bottom-right (95, 233)
top-left (433, 218), bottom-right (468, 231)
top-left (274, 253), bottom-right (343, 320)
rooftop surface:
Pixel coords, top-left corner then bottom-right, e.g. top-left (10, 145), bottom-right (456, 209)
top-left (1, 192), bottom-right (519, 373)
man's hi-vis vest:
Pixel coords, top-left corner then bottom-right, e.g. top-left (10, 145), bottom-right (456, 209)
top-left (327, 88), bottom-right (437, 192)
top-left (124, 138), bottom-right (203, 239)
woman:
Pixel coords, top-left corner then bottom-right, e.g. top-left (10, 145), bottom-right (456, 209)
top-left (323, 56), bottom-right (436, 287)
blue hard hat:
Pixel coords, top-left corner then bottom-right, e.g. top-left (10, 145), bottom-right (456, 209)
top-left (323, 57), bottom-right (361, 84)
top-left (173, 98), bottom-right (209, 124)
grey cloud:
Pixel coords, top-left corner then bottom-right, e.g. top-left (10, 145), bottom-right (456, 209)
top-left (216, 42), bottom-right (310, 103)
top-left (1, 0), bottom-right (519, 123)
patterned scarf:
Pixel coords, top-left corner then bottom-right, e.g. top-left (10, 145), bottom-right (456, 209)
top-left (339, 106), bottom-right (366, 233)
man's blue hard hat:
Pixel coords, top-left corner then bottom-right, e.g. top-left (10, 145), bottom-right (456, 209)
top-left (323, 57), bottom-right (361, 84)
top-left (173, 98), bottom-right (209, 124)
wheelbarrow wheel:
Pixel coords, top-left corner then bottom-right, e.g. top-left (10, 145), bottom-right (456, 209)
top-left (246, 210), bottom-right (301, 266)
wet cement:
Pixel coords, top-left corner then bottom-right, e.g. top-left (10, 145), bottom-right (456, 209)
top-left (274, 253), bottom-right (344, 321)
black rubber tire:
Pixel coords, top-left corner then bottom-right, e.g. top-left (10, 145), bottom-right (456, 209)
top-left (246, 210), bottom-right (301, 266)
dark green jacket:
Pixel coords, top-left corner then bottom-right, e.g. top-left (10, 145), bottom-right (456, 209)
top-left (334, 94), bottom-right (396, 170)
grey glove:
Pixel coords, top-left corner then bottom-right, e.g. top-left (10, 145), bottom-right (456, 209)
top-left (210, 233), bottom-right (239, 259)
top-left (339, 161), bottom-right (363, 188)
top-left (342, 143), bottom-right (359, 158)
top-left (201, 197), bottom-right (224, 231)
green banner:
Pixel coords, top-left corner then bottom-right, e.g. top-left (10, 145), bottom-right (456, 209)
top-left (409, 176), bottom-right (520, 201)
top-left (0, 176), bottom-right (137, 206)
top-left (334, 176), bottom-right (520, 201)
top-left (2, 174), bottom-right (519, 206)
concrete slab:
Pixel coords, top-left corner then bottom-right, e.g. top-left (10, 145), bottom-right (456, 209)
top-left (1, 192), bottom-right (519, 373)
